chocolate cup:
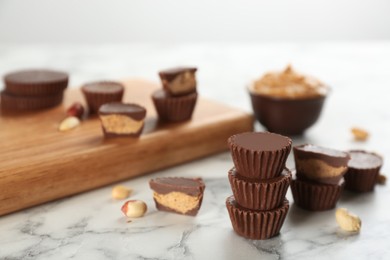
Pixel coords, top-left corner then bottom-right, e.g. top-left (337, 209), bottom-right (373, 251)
top-left (249, 90), bottom-right (327, 136)
top-left (228, 132), bottom-right (292, 180)
top-left (344, 150), bottom-right (382, 192)
top-left (226, 196), bottom-right (289, 240)
top-left (344, 167), bottom-right (381, 192)
top-left (293, 144), bottom-right (350, 185)
top-left (0, 91), bottom-right (63, 111)
top-left (150, 177), bottom-right (205, 216)
top-left (151, 90), bottom-right (197, 122)
top-left (290, 175), bottom-right (344, 211)
top-left (4, 69), bottom-right (68, 96)
top-left (81, 81), bottom-right (124, 114)
top-left (228, 167), bottom-right (291, 210)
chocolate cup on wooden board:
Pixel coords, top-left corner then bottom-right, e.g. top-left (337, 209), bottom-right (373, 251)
top-left (344, 150), bottom-right (383, 192)
top-left (81, 81), bottom-right (124, 114)
top-left (290, 173), bottom-right (345, 211)
top-left (151, 89), bottom-right (198, 122)
top-left (228, 132), bottom-right (292, 180)
top-left (228, 167), bottom-right (291, 210)
top-left (0, 91), bottom-right (63, 111)
top-left (4, 69), bottom-right (68, 96)
top-left (98, 102), bottom-right (147, 138)
top-left (248, 85), bottom-right (327, 136)
top-left (226, 196), bottom-right (289, 240)
top-left (158, 67), bottom-right (197, 96)
top-left (293, 144), bottom-right (350, 185)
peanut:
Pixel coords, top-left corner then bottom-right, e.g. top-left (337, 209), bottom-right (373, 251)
top-left (351, 127), bottom-right (369, 141)
top-left (66, 102), bottom-right (85, 119)
top-left (58, 116), bottom-right (80, 131)
top-left (121, 200), bottom-right (147, 218)
top-left (335, 208), bottom-right (361, 232)
top-left (377, 174), bottom-right (387, 185)
top-left (112, 185), bottom-right (132, 200)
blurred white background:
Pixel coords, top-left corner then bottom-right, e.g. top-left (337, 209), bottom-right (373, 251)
top-left (0, 0), bottom-right (389, 43)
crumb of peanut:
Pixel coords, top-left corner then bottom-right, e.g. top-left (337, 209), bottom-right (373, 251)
top-left (351, 127), bottom-right (369, 141)
top-left (377, 174), bottom-right (387, 185)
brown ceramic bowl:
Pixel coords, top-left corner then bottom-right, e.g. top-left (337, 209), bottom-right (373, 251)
top-left (249, 84), bottom-right (328, 136)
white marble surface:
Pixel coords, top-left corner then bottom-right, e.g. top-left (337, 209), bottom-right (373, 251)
top-left (0, 43), bottom-right (390, 259)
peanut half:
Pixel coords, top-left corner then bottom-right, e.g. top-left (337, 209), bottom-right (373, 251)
top-left (351, 127), bottom-right (369, 141)
top-left (112, 185), bottom-right (132, 200)
top-left (58, 116), bottom-right (81, 132)
top-left (121, 200), bottom-right (147, 218)
top-left (335, 208), bottom-right (361, 232)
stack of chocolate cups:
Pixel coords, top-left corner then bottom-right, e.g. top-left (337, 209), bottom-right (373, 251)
top-left (226, 132), bottom-right (292, 240)
top-left (152, 67), bottom-right (198, 122)
top-left (1, 69), bottom-right (68, 111)
top-left (291, 144), bottom-right (350, 211)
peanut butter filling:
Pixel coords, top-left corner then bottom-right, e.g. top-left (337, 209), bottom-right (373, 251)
top-left (296, 158), bottom-right (347, 179)
top-left (164, 71), bottom-right (196, 95)
top-left (251, 65), bottom-right (327, 98)
top-left (100, 115), bottom-right (144, 134)
top-left (153, 191), bottom-right (201, 214)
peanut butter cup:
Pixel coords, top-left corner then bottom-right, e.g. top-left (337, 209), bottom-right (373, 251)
top-left (344, 150), bottom-right (383, 192)
top-left (293, 144), bottom-right (350, 185)
top-left (98, 102), bottom-right (146, 138)
top-left (226, 196), bottom-right (289, 240)
top-left (1, 91), bottom-right (63, 111)
top-left (4, 69), bottom-right (68, 96)
top-left (228, 167), bottom-right (291, 210)
top-left (81, 81), bottom-right (124, 114)
top-left (159, 67), bottom-right (197, 96)
top-left (290, 172), bottom-right (345, 211)
top-left (149, 177), bottom-right (205, 216)
top-left (152, 89), bottom-right (197, 122)
top-left (228, 132), bottom-right (292, 180)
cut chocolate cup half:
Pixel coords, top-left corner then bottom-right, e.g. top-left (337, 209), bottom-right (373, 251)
top-left (228, 167), bottom-right (291, 211)
top-left (228, 132), bottom-right (292, 180)
top-left (290, 173), bottom-right (345, 211)
top-left (81, 81), bottom-right (124, 114)
top-left (4, 69), bottom-right (68, 96)
top-left (293, 144), bottom-right (350, 185)
top-left (226, 196), bottom-right (289, 240)
top-left (344, 150), bottom-right (383, 192)
top-left (159, 67), bottom-right (197, 96)
top-left (149, 177), bottom-right (205, 216)
top-left (152, 89), bottom-right (197, 122)
top-left (98, 102), bottom-right (146, 138)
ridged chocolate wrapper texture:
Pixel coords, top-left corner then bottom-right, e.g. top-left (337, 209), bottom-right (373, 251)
top-left (229, 167), bottom-right (291, 210)
top-left (344, 150), bottom-right (383, 192)
top-left (152, 90), bottom-right (197, 122)
top-left (228, 132), bottom-right (292, 180)
top-left (81, 81), bottom-right (124, 114)
top-left (226, 196), bottom-right (289, 240)
top-left (291, 175), bottom-right (345, 211)
top-left (4, 69), bottom-right (68, 96)
top-left (1, 91), bottom-right (63, 111)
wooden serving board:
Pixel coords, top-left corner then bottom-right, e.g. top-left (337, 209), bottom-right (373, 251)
top-left (0, 79), bottom-right (253, 216)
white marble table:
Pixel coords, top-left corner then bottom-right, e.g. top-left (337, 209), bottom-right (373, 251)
top-left (0, 43), bottom-right (390, 259)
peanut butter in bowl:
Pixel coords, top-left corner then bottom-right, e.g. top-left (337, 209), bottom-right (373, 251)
top-left (250, 65), bottom-right (329, 99)
top-left (248, 65), bottom-right (329, 136)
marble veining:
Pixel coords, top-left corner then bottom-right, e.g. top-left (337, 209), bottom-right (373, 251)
top-left (0, 43), bottom-right (390, 259)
